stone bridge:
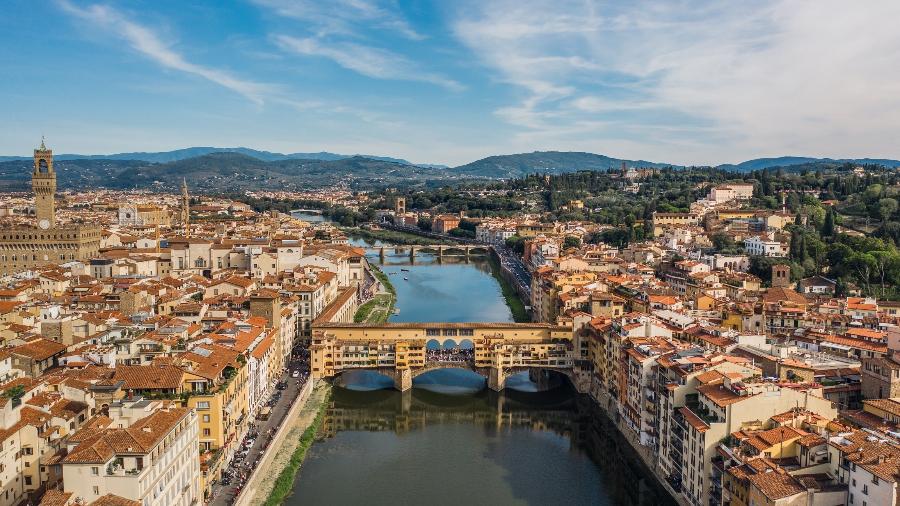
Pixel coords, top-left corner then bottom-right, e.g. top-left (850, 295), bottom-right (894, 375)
top-left (310, 322), bottom-right (576, 391)
top-left (362, 244), bottom-right (490, 260)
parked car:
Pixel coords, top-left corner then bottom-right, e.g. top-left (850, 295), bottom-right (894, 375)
top-left (291, 370), bottom-right (300, 378)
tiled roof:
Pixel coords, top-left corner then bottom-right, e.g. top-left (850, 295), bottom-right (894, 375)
top-left (113, 365), bottom-right (184, 391)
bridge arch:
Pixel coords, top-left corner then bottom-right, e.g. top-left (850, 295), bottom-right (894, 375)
top-left (333, 369), bottom-right (396, 390)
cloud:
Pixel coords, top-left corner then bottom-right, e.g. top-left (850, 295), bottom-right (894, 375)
top-left (275, 35), bottom-right (463, 91)
top-left (253, 0), bottom-right (424, 40)
top-left (452, 0), bottom-right (900, 164)
top-left (58, 1), bottom-right (272, 104)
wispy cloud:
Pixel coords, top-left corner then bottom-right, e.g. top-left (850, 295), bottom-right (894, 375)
top-left (253, 0), bottom-right (424, 40)
top-left (275, 35), bottom-right (463, 91)
top-left (452, 0), bottom-right (900, 164)
top-left (57, 0), bottom-right (272, 104)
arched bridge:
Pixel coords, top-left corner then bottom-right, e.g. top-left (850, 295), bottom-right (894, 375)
top-left (310, 322), bottom-right (575, 391)
top-left (362, 244), bottom-right (490, 260)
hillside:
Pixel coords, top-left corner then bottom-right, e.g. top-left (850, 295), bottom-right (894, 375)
top-left (452, 151), bottom-right (678, 178)
top-left (0, 153), bottom-right (460, 191)
top-left (721, 156), bottom-right (900, 172)
top-left (0, 146), bottom-right (439, 166)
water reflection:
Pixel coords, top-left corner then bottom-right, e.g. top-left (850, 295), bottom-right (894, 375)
top-left (289, 384), bottom-right (676, 506)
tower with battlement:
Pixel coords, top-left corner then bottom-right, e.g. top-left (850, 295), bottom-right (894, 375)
top-left (0, 140), bottom-right (101, 275)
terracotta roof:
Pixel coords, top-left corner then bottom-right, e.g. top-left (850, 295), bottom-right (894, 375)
top-left (38, 489), bottom-right (72, 506)
top-left (63, 406), bottom-right (190, 464)
top-left (748, 469), bottom-right (805, 500)
top-left (90, 494), bottom-right (142, 506)
top-left (697, 383), bottom-right (748, 407)
top-left (113, 365), bottom-right (184, 391)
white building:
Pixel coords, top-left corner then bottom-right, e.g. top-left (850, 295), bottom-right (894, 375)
top-left (829, 430), bottom-right (899, 506)
top-left (707, 184), bottom-right (754, 204)
top-left (475, 224), bottom-right (516, 245)
top-left (744, 234), bottom-right (787, 257)
top-left (61, 400), bottom-right (200, 506)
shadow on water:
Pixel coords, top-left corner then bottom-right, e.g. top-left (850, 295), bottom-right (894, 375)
top-left (290, 375), bottom-right (676, 506)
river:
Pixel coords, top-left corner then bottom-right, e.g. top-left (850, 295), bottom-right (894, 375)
top-left (286, 232), bottom-right (673, 505)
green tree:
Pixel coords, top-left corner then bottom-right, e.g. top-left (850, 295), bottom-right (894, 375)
top-left (563, 236), bottom-right (581, 249)
top-left (877, 198), bottom-right (898, 223)
top-left (821, 207), bottom-right (835, 237)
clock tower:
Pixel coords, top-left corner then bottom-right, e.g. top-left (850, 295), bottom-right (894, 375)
top-left (33, 137), bottom-right (56, 229)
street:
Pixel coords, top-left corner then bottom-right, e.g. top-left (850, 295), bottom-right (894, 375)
top-left (208, 351), bottom-right (310, 506)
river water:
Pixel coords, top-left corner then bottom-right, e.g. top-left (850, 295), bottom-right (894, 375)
top-left (286, 234), bottom-right (673, 505)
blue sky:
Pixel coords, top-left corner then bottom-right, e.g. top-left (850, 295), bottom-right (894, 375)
top-left (2, 0), bottom-right (900, 166)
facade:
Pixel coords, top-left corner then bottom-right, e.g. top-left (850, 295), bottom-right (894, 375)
top-left (744, 235), bottom-right (788, 257)
top-left (431, 215), bottom-right (460, 234)
top-left (118, 205), bottom-right (172, 227)
top-left (0, 142), bottom-right (101, 275)
top-left (60, 400), bottom-right (199, 506)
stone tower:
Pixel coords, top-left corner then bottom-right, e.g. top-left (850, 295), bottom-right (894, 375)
top-left (32, 137), bottom-right (56, 229)
top-left (395, 197), bottom-right (406, 215)
top-left (181, 178), bottom-right (190, 237)
top-left (771, 264), bottom-right (791, 288)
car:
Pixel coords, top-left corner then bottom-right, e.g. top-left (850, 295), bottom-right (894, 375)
top-left (275, 381), bottom-right (287, 390)
top-left (291, 370), bottom-right (300, 378)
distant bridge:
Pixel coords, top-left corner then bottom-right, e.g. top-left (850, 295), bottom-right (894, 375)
top-left (361, 243), bottom-right (490, 259)
top-left (290, 209), bottom-right (324, 215)
top-left (310, 322), bottom-right (577, 391)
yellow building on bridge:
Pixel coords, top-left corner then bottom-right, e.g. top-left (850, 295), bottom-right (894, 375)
top-left (311, 322), bottom-right (575, 391)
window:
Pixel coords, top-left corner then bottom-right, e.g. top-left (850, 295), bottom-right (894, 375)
top-left (93, 486), bottom-right (99, 495)
top-left (196, 401), bottom-right (210, 410)
top-left (24, 477), bottom-right (31, 486)
top-left (91, 467), bottom-right (99, 475)
top-left (203, 429), bottom-right (211, 437)
top-left (202, 414), bottom-right (210, 422)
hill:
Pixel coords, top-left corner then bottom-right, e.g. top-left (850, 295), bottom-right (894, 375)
top-left (720, 156), bottom-right (900, 172)
top-left (0, 147), bottom-right (444, 167)
top-left (452, 151), bottom-right (678, 178)
top-left (0, 153), bottom-right (459, 191)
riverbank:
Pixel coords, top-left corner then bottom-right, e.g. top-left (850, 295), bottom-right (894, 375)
top-left (236, 382), bottom-right (331, 506)
top-left (589, 389), bottom-right (689, 506)
top-left (487, 253), bottom-right (529, 322)
top-left (355, 264), bottom-right (396, 323)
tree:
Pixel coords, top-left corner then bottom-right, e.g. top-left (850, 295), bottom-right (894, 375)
top-left (871, 250), bottom-right (900, 297)
top-left (821, 207), bottom-right (835, 237)
top-left (505, 235), bottom-right (525, 255)
top-left (877, 197), bottom-right (898, 223)
top-left (563, 236), bottom-right (581, 249)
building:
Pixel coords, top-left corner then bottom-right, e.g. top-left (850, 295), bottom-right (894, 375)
top-left (60, 399), bottom-right (200, 506)
top-left (0, 141), bottom-right (101, 275)
top-left (118, 205), bottom-right (172, 227)
top-left (828, 430), bottom-right (900, 506)
top-left (707, 184), bottom-right (755, 204)
top-left (744, 234), bottom-right (788, 257)
top-left (431, 215), bottom-right (460, 234)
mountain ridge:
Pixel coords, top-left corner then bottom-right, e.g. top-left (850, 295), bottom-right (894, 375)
top-left (0, 146), bottom-right (447, 168)
top-left (2, 147), bottom-right (896, 174)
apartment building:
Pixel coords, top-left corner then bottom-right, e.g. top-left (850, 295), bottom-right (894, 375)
top-left (60, 400), bottom-right (199, 506)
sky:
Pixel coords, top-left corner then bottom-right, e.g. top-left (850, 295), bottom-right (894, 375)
top-left (2, 0), bottom-right (900, 166)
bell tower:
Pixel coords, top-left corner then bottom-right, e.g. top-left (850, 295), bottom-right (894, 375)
top-left (32, 137), bottom-right (56, 229)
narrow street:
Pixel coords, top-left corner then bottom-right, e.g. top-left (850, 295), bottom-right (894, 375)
top-left (208, 353), bottom-right (310, 506)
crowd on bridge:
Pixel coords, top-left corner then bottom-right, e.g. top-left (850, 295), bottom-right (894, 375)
top-left (426, 347), bottom-right (475, 363)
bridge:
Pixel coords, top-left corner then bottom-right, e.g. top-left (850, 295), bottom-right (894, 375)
top-left (361, 244), bottom-right (490, 260)
top-left (310, 322), bottom-right (577, 391)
